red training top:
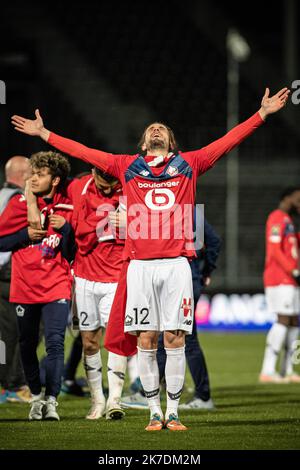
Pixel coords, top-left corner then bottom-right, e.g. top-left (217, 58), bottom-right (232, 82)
top-left (69, 175), bottom-right (124, 283)
top-left (264, 209), bottom-right (299, 287)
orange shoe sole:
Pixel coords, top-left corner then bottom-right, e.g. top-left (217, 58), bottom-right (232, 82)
top-left (165, 420), bottom-right (188, 431)
top-left (259, 374), bottom-right (289, 384)
top-left (145, 420), bottom-right (164, 431)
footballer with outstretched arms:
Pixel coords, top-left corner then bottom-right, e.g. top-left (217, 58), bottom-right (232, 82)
top-left (260, 187), bottom-right (300, 384)
top-left (12, 86), bottom-right (290, 431)
top-left (0, 152), bottom-right (74, 421)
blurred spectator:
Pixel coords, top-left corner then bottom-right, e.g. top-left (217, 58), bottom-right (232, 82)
top-left (260, 187), bottom-right (300, 383)
top-left (0, 156), bottom-right (32, 404)
top-left (0, 152), bottom-right (74, 420)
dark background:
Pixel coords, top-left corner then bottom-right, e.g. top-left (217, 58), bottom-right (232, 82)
top-left (0, 0), bottom-right (299, 289)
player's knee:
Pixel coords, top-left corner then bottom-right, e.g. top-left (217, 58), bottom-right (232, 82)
top-left (82, 337), bottom-right (99, 355)
top-left (45, 334), bottom-right (64, 355)
top-left (277, 314), bottom-right (290, 327)
top-left (290, 315), bottom-right (299, 327)
top-left (164, 330), bottom-right (185, 349)
top-left (138, 334), bottom-right (158, 350)
top-left (19, 336), bottom-right (36, 352)
top-left (138, 339), bottom-right (157, 350)
top-left (19, 338), bottom-right (37, 357)
top-left (164, 338), bottom-right (185, 349)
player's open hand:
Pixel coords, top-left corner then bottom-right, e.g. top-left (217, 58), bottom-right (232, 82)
top-left (259, 87), bottom-right (290, 120)
top-left (11, 109), bottom-right (45, 137)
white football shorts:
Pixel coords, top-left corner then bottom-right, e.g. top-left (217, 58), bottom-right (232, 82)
top-left (124, 257), bottom-right (194, 334)
top-left (74, 276), bottom-right (117, 331)
top-left (265, 285), bottom-right (300, 316)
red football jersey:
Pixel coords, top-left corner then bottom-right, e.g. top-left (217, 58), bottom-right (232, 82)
top-left (264, 209), bottom-right (299, 287)
top-left (0, 193), bottom-right (73, 303)
top-left (70, 175), bottom-right (124, 282)
top-left (49, 112), bottom-right (264, 261)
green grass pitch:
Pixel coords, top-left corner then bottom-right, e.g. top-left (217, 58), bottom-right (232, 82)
top-left (0, 332), bottom-right (300, 450)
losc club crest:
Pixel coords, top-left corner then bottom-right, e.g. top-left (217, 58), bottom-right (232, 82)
top-left (166, 165), bottom-right (178, 177)
top-left (16, 305), bottom-right (25, 317)
top-left (181, 298), bottom-right (192, 317)
top-left (125, 315), bottom-right (133, 326)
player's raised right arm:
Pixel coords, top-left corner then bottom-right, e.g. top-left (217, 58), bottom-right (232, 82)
top-left (11, 109), bottom-right (117, 176)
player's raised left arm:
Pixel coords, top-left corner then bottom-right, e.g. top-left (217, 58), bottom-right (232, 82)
top-left (258, 87), bottom-right (290, 120)
top-left (186, 87), bottom-right (290, 174)
top-left (204, 87), bottom-right (290, 165)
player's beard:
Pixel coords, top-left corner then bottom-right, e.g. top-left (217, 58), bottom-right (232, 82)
top-left (149, 137), bottom-right (167, 152)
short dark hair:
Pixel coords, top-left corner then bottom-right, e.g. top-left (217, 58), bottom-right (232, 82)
top-left (30, 151), bottom-right (71, 188)
top-left (93, 166), bottom-right (118, 183)
top-left (138, 122), bottom-right (178, 153)
top-left (280, 187), bottom-right (300, 201)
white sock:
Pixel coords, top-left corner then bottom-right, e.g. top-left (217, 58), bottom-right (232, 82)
top-left (127, 354), bottom-right (139, 384)
top-left (107, 352), bottom-right (127, 404)
top-left (31, 393), bottom-right (43, 402)
top-left (64, 380), bottom-right (74, 386)
top-left (261, 323), bottom-right (288, 375)
top-left (281, 326), bottom-right (300, 376)
top-left (165, 347), bottom-right (186, 420)
top-left (84, 351), bottom-right (105, 403)
top-left (45, 395), bottom-right (56, 402)
top-left (137, 347), bottom-right (162, 418)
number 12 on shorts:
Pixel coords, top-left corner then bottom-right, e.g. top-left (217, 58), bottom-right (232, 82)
top-left (133, 307), bottom-right (150, 325)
